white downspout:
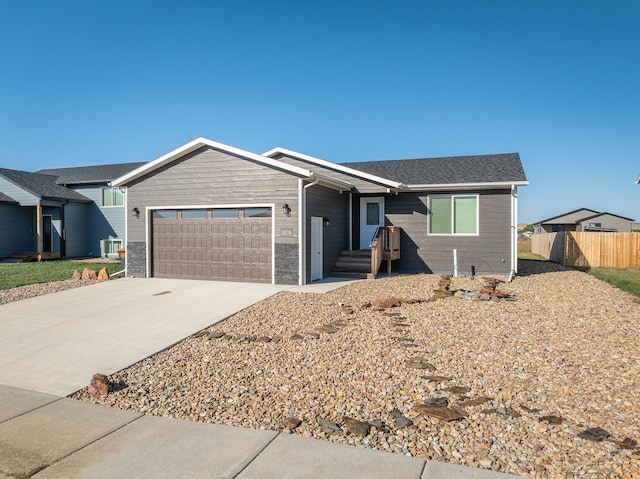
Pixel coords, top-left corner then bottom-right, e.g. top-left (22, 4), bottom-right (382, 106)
top-left (509, 184), bottom-right (518, 280)
top-left (348, 193), bottom-right (353, 251)
top-left (300, 176), bottom-right (320, 285)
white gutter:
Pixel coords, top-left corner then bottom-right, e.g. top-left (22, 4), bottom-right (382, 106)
top-left (263, 146), bottom-right (405, 189)
top-left (408, 181), bottom-right (529, 191)
top-left (348, 193), bottom-right (353, 251)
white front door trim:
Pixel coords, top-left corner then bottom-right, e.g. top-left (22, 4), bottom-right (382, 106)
top-left (359, 197), bottom-right (384, 249)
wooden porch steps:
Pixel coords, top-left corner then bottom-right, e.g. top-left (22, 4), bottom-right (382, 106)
top-left (331, 250), bottom-right (371, 278)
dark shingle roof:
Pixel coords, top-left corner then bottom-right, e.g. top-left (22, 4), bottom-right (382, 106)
top-left (0, 168), bottom-right (91, 202)
top-left (0, 191), bottom-right (17, 204)
top-left (340, 153), bottom-right (526, 185)
top-left (37, 162), bottom-right (146, 185)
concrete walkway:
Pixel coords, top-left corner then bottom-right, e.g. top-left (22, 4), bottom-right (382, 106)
top-left (0, 385), bottom-right (524, 479)
top-left (0, 277), bottom-right (525, 479)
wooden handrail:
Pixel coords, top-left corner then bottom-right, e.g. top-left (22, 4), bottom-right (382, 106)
top-left (369, 226), bottom-right (401, 279)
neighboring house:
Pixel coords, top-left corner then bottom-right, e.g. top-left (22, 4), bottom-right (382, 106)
top-left (38, 162), bottom-right (145, 257)
top-left (0, 162), bottom-right (143, 259)
top-left (111, 137), bottom-right (528, 285)
top-left (534, 208), bottom-right (635, 234)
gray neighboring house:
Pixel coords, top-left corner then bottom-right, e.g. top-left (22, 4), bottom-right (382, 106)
top-left (0, 162), bottom-right (143, 259)
top-left (112, 137), bottom-right (528, 285)
top-left (534, 208), bottom-right (635, 234)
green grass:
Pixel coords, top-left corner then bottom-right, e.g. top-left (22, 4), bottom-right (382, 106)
top-left (581, 267), bottom-right (640, 297)
top-left (0, 261), bottom-right (123, 290)
top-left (517, 239), bottom-right (547, 261)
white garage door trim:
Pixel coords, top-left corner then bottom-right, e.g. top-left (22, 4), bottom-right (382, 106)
top-left (145, 203), bottom-right (276, 284)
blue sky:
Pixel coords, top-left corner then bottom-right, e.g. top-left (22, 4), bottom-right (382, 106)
top-left (1, 0), bottom-right (638, 224)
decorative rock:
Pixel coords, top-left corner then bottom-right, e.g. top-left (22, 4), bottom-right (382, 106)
top-left (256, 336), bottom-right (272, 342)
top-left (314, 325), bottom-right (338, 334)
top-left (540, 415), bottom-right (564, 425)
top-left (394, 415), bottom-right (413, 428)
top-left (305, 331), bottom-right (320, 339)
top-left (413, 404), bottom-right (467, 421)
top-left (372, 297), bottom-right (401, 308)
top-left (284, 417), bottom-right (302, 429)
top-left (318, 418), bottom-right (341, 435)
top-left (424, 397), bottom-right (449, 406)
top-left (405, 358), bottom-right (436, 370)
top-left (290, 334), bottom-right (303, 341)
top-left (368, 419), bottom-right (390, 433)
top-left (447, 386), bottom-right (471, 395)
top-left (578, 427), bottom-right (610, 442)
top-left (88, 373), bottom-right (110, 397)
top-left (616, 438), bottom-right (638, 450)
top-left (97, 267), bottom-right (110, 281)
top-left (71, 269), bottom-right (82, 281)
top-left (423, 375), bottom-right (451, 382)
top-left (207, 331), bottom-right (225, 340)
top-left (81, 268), bottom-right (97, 281)
top-left (460, 396), bottom-right (493, 407)
top-left (342, 416), bottom-right (370, 436)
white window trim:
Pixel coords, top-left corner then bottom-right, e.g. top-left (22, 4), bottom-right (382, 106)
top-left (145, 204), bottom-right (276, 284)
top-left (101, 187), bottom-right (124, 208)
top-left (102, 238), bottom-right (123, 258)
top-left (427, 194), bottom-right (480, 236)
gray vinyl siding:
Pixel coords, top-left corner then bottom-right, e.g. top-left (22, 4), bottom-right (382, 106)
top-left (125, 146), bottom-right (300, 284)
top-left (63, 202), bottom-right (89, 257)
top-left (272, 154), bottom-right (389, 193)
top-left (577, 214), bottom-right (633, 232)
top-left (305, 186), bottom-right (350, 281)
top-left (0, 177), bottom-right (38, 206)
top-left (71, 185), bottom-right (124, 257)
top-left (383, 189), bottom-right (513, 275)
top-left (0, 205), bottom-right (35, 257)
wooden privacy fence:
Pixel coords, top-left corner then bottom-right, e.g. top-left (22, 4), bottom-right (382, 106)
top-left (532, 232), bottom-right (640, 267)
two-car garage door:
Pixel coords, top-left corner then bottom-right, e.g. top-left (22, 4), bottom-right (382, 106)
top-left (152, 207), bottom-right (272, 283)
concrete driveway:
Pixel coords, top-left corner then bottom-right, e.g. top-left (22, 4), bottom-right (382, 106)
top-left (0, 278), bottom-right (286, 396)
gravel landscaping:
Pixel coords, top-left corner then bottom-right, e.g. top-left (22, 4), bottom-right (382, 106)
top-left (14, 260), bottom-right (639, 477)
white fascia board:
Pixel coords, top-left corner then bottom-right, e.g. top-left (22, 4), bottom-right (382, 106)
top-left (311, 172), bottom-right (353, 191)
top-left (263, 146), bottom-right (405, 189)
top-left (407, 181), bottom-right (529, 191)
top-left (112, 138), bottom-right (313, 187)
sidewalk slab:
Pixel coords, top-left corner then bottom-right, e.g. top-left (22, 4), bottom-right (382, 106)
top-left (32, 415), bottom-right (279, 479)
top-left (237, 433), bottom-right (426, 479)
top-left (0, 385), bottom-right (59, 422)
top-left (422, 460), bottom-right (524, 478)
top-left (0, 398), bottom-right (140, 479)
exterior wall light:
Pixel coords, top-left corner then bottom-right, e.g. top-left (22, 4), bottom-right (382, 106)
top-left (282, 204), bottom-right (291, 216)
top-left (323, 217), bottom-right (330, 227)
top-left (132, 207), bottom-right (140, 218)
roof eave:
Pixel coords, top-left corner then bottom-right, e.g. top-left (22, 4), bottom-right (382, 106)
top-left (112, 138), bottom-right (314, 187)
top-left (406, 181), bottom-right (529, 191)
top-left (263, 147), bottom-right (404, 189)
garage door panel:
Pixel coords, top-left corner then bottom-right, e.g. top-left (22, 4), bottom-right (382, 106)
top-left (153, 210), bottom-right (272, 282)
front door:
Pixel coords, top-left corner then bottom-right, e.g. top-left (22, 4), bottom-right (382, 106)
top-left (310, 216), bottom-right (323, 281)
top-left (359, 197), bottom-right (384, 249)
top-left (42, 215), bottom-right (53, 253)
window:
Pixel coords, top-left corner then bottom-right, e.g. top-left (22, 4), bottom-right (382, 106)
top-left (181, 209), bottom-right (207, 219)
top-left (429, 195), bottom-right (478, 235)
top-left (245, 208), bottom-right (272, 218)
top-left (102, 187), bottom-right (124, 207)
top-left (102, 239), bottom-right (123, 258)
top-left (153, 210), bottom-right (177, 219)
top-left (212, 209), bottom-right (239, 219)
